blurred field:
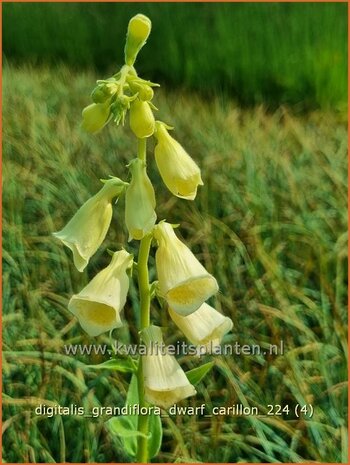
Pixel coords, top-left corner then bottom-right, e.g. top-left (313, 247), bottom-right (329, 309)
top-left (2, 64), bottom-right (348, 463)
top-left (3, 2), bottom-right (348, 109)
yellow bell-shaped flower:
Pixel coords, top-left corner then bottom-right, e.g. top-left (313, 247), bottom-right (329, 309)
top-left (81, 101), bottom-right (111, 133)
top-left (154, 122), bottom-right (203, 200)
top-left (154, 222), bottom-right (219, 316)
top-left (142, 325), bottom-right (196, 409)
top-left (125, 158), bottom-right (156, 241)
top-left (124, 14), bottom-right (152, 66)
top-left (129, 100), bottom-right (155, 138)
top-left (169, 303), bottom-right (233, 352)
top-left (68, 250), bottom-right (133, 336)
top-left (53, 178), bottom-right (127, 272)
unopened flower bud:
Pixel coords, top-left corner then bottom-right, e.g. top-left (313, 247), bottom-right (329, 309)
top-left (130, 100), bottom-right (155, 138)
top-left (125, 158), bottom-right (156, 241)
top-left (128, 79), bottom-right (154, 101)
top-left (124, 14), bottom-right (152, 66)
top-left (81, 101), bottom-right (110, 133)
top-left (91, 82), bottom-right (118, 104)
top-left (138, 84), bottom-right (154, 101)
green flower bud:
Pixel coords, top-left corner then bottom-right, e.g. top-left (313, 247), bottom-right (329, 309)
top-left (130, 100), bottom-right (155, 138)
top-left (138, 84), bottom-right (154, 101)
top-left (91, 83), bottom-right (118, 104)
top-left (124, 14), bottom-right (152, 66)
top-left (81, 101), bottom-right (111, 133)
top-left (128, 79), bottom-right (154, 101)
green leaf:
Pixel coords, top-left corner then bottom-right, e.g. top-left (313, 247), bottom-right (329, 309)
top-left (108, 376), bottom-right (163, 459)
top-left (126, 374), bottom-right (139, 406)
top-left (87, 358), bottom-right (136, 373)
top-left (148, 413), bottom-right (162, 458)
top-left (107, 415), bottom-right (146, 457)
top-left (186, 362), bottom-right (214, 385)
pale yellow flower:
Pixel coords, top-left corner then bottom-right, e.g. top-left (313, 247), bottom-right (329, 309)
top-left (129, 100), bottom-right (155, 138)
top-left (154, 122), bottom-right (203, 200)
top-left (154, 222), bottom-right (218, 315)
top-left (142, 326), bottom-right (196, 409)
top-left (125, 158), bottom-right (156, 241)
top-left (124, 14), bottom-right (152, 66)
top-left (53, 178), bottom-right (127, 272)
top-left (169, 303), bottom-right (233, 351)
top-left (81, 101), bottom-right (111, 133)
top-left (68, 250), bottom-right (133, 336)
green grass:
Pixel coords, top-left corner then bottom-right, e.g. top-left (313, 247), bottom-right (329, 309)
top-left (3, 2), bottom-right (348, 109)
top-left (2, 64), bottom-right (348, 463)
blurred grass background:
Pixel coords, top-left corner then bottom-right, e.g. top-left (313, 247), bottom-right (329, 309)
top-left (3, 2), bottom-right (348, 109)
top-left (2, 2), bottom-right (348, 464)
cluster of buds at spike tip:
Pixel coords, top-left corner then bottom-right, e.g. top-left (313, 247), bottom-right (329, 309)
top-left (54, 13), bottom-right (234, 417)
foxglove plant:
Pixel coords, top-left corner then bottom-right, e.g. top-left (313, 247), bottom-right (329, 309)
top-left (54, 14), bottom-right (233, 463)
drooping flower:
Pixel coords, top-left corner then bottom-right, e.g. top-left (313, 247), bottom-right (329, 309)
top-left (129, 100), bottom-right (155, 138)
top-left (153, 222), bottom-right (218, 316)
top-left (53, 177), bottom-right (127, 272)
top-left (169, 303), bottom-right (233, 352)
top-left (124, 14), bottom-right (152, 66)
top-left (125, 158), bottom-right (156, 241)
top-left (154, 122), bottom-right (203, 200)
top-left (68, 250), bottom-right (133, 336)
top-left (81, 101), bottom-right (111, 133)
top-left (141, 325), bottom-right (196, 409)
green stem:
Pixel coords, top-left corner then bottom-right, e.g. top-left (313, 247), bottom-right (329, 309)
top-left (137, 137), bottom-right (147, 163)
top-left (117, 64), bottom-right (131, 96)
top-left (136, 137), bottom-right (152, 463)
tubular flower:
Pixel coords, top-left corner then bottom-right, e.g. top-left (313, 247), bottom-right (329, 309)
top-left (81, 101), bottom-right (111, 133)
top-left (154, 122), bottom-right (203, 200)
top-left (142, 325), bottom-right (196, 409)
top-left (153, 222), bottom-right (219, 316)
top-left (125, 158), bottom-right (156, 241)
top-left (129, 100), bottom-right (155, 138)
top-left (124, 14), bottom-right (152, 66)
top-left (53, 178), bottom-right (127, 272)
top-left (169, 303), bottom-right (233, 352)
top-left (68, 250), bottom-right (133, 336)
